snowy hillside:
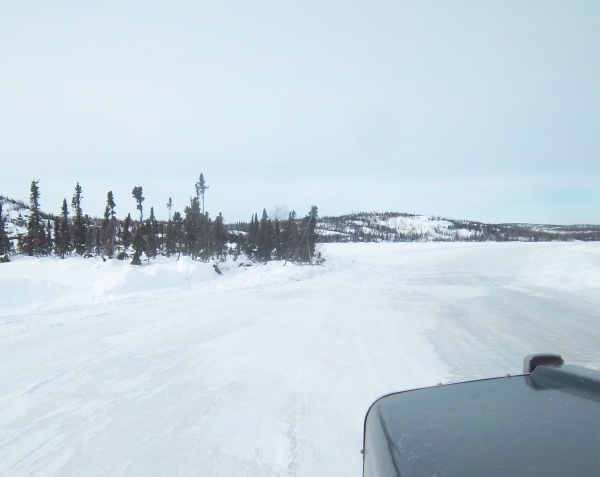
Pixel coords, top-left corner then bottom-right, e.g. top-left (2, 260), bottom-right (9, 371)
top-left (1, 196), bottom-right (59, 254)
top-left (1, 242), bottom-right (600, 476)
top-left (0, 196), bottom-right (29, 238)
top-left (318, 211), bottom-right (600, 242)
top-left (318, 212), bottom-right (465, 241)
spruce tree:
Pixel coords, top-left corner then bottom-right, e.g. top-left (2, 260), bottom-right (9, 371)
top-left (132, 186), bottom-right (144, 223)
top-left (164, 218), bottom-right (175, 257)
top-left (16, 233), bottom-right (24, 255)
top-left (119, 213), bottom-right (133, 259)
top-left (38, 222), bottom-right (48, 255)
top-left (282, 211), bottom-right (299, 260)
top-left (131, 225), bottom-right (145, 265)
top-left (245, 213), bottom-right (259, 259)
top-left (256, 209), bottom-right (273, 261)
top-left (157, 221), bottom-right (165, 255)
top-left (56, 199), bottom-right (71, 258)
top-left (44, 220), bottom-right (53, 255)
top-left (95, 227), bottom-right (102, 256)
top-left (102, 191), bottom-right (117, 258)
top-left (166, 197), bottom-right (173, 221)
top-left (145, 207), bottom-right (158, 260)
top-left (25, 180), bottom-right (45, 256)
top-left (212, 212), bottom-right (227, 260)
top-left (202, 213), bottom-right (211, 262)
top-left (71, 183), bottom-right (86, 255)
top-left (84, 215), bottom-right (95, 257)
top-left (0, 203), bottom-right (12, 259)
top-left (131, 222), bottom-right (146, 265)
top-left (53, 217), bottom-right (61, 257)
top-left (183, 197), bottom-right (202, 259)
top-left (296, 206), bottom-right (318, 262)
top-left (192, 176), bottom-right (210, 261)
top-left (273, 217), bottom-right (283, 259)
top-left (172, 211), bottom-right (183, 258)
top-left (195, 174), bottom-right (208, 215)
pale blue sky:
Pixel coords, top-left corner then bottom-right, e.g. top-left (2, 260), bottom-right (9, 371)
top-left (1, 1), bottom-right (599, 224)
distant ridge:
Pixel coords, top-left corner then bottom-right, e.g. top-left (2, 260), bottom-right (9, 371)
top-left (2, 196), bottom-right (599, 245)
top-left (317, 212), bottom-right (600, 242)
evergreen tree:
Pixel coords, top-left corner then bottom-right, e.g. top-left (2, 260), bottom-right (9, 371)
top-left (212, 212), bottom-right (227, 259)
top-left (0, 203), bottom-right (12, 259)
top-left (256, 208), bottom-right (273, 261)
top-left (102, 191), bottom-right (117, 258)
top-left (296, 206), bottom-right (318, 262)
top-left (131, 222), bottom-right (145, 265)
top-left (35, 220), bottom-right (46, 257)
top-left (95, 227), bottom-right (102, 256)
top-left (164, 218), bottom-right (176, 257)
top-left (193, 176), bottom-right (210, 261)
top-left (119, 213), bottom-right (133, 260)
top-left (203, 213), bottom-right (212, 262)
top-left (56, 199), bottom-right (71, 258)
top-left (25, 180), bottom-right (45, 256)
top-left (15, 211), bottom-right (25, 228)
top-left (44, 220), bottom-right (53, 255)
top-left (16, 233), bottom-right (25, 255)
top-left (157, 221), bottom-right (165, 254)
top-left (195, 174), bottom-right (209, 215)
top-left (273, 217), bottom-right (283, 259)
top-left (282, 211), bottom-right (299, 260)
top-left (144, 206), bottom-right (158, 260)
top-left (71, 182), bottom-right (86, 255)
top-left (84, 215), bottom-right (95, 257)
top-left (166, 197), bottom-right (173, 221)
top-left (53, 217), bottom-right (61, 257)
top-left (282, 208), bottom-right (319, 264)
top-left (245, 213), bottom-right (259, 258)
top-left (132, 186), bottom-right (144, 223)
top-left (231, 230), bottom-right (244, 261)
top-left (183, 197), bottom-right (202, 259)
top-left (172, 211), bottom-right (184, 258)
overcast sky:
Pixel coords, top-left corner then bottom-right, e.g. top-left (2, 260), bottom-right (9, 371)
top-left (1, 1), bottom-right (599, 224)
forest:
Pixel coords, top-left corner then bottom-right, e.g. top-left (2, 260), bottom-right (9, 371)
top-left (0, 175), bottom-right (320, 265)
top-left (2, 176), bottom-right (598, 266)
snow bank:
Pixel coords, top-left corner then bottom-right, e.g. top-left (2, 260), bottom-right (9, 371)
top-left (519, 243), bottom-right (600, 289)
top-left (0, 255), bottom-right (333, 314)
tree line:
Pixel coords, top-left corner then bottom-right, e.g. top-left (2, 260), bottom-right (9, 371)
top-left (0, 175), bottom-right (320, 265)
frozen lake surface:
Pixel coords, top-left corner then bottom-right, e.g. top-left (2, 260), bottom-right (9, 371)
top-left (1, 242), bottom-right (600, 476)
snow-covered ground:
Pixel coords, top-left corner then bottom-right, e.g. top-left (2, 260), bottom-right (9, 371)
top-left (317, 213), bottom-right (466, 241)
top-left (1, 198), bottom-right (28, 238)
top-left (1, 242), bottom-right (600, 476)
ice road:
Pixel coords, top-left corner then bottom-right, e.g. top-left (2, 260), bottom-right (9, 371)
top-left (1, 242), bottom-right (600, 476)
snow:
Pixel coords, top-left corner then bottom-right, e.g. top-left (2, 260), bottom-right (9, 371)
top-left (318, 213), bottom-right (470, 241)
top-left (1, 242), bottom-right (600, 476)
top-left (378, 214), bottom-right (453, 234)
top-left (1, 198), bottom-right (28, 238)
